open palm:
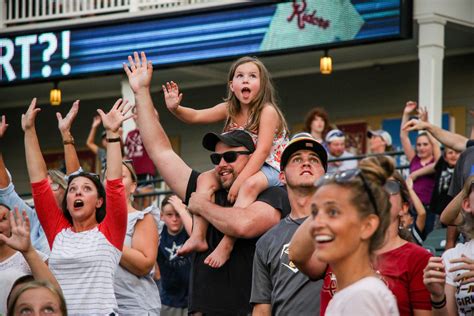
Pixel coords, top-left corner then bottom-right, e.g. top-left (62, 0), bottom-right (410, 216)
top-left (0, 209), bottom-right (31, 253)
top-left (21, 98), bottom-right (41, 131)
top-left (97, 98), bottom-right (134, 133)
top-left (123, 51), bottom-right (153, 93)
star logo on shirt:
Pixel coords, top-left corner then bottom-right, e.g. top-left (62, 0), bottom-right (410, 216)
top-left (165, 242), bottom-right (183, 261)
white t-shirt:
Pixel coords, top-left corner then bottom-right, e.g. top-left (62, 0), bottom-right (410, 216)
top-left (325, 276), bottom-right (399, 316)
top-left (443, 240), bottom-right (474, 315)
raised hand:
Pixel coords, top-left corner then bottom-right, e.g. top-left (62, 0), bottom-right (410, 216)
top-left (123, 51), bottom-right (153, 93)
top-left (417, 106), bottom-right (428, 122)
top-left (91, 115), bottom-right (101, 128)
top-left (168, 195), bottom-right (187, 213)
top-left (0, 115), bottom-right (8, 138)
top-left (0, 208), bottom-right (32, 253)
top-left (21, 98), bottom-right (41, 132)
top-left (163, 81), bottom-right (183, 112)
top-left (57, 100), bottom-right (79, 134)
top-left (404, 101), bottom-right (417, 115)
top-left (402, 118), bottom-right (428, 132)
top-left (97, 98), bottom-right (134, 133)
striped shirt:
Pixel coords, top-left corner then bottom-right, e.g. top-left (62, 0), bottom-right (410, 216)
top-left (32, 178), bottom-right (127, 316)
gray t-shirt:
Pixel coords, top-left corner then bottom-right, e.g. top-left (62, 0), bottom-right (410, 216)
top-left (327, 151), bottom-right (357, 174)
top-left (251, 216), bottom-right (322, 315)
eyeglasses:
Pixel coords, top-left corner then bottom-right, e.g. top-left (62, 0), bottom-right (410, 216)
top-left (384, 180), bottom-right (401, 196)
top-left (210, 151), bottom-right (251, 165)
top-left (316, 168), bottom-right (378, 213)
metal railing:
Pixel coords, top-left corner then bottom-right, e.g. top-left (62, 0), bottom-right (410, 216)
top-left (1, 0), bottom-right (223, 26)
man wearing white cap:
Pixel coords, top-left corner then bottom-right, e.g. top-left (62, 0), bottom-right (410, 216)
top-left (325, 129), bottom-right (357, 173)
top-left (367, 129), bottom-right (393, 154)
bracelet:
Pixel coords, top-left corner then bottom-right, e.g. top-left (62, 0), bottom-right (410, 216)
top-left (431, 294), bottom-right (446, 309)
top-left (106, 137), bottom-right (121, 143)
top-left (63, 137), bottom-right (75, 145)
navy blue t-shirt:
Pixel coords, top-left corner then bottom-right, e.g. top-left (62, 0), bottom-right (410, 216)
top-left (157, 227), bottom-right (191, 308)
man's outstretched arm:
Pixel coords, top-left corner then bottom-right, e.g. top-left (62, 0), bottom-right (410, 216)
top-left (124, 52), bottom-right (192, 199)
top-left (403, 119), bottom-right (468, 152)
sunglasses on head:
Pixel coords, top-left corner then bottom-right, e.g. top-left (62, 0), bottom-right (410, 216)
top-left (384, 180), bottom-right (401, 195)
top-left (317, 168), bottom-right (378, 213)
top-left (210, 150), bottom-right (251, 165)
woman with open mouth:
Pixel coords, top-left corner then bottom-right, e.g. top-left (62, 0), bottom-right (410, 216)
top-left (22, 98), bottom-right (132, 315)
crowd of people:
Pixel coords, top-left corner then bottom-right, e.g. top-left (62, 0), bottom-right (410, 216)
top-left (0, 50), bottom-right (473, 316)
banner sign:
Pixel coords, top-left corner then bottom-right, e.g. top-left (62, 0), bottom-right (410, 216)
top-left (0, 0), bottom-right (411, 85)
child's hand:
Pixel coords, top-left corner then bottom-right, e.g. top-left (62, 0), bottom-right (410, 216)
top-left (163, 81), bottom-right (183, 112)
top-left (227, 180), bottom-right (242, 204)
top-left (91, 115), bottom-right (101, 128)
top-left (168, 195), bottom-right (186, 213)
top-left (123, 51), bottom-right (153, 93)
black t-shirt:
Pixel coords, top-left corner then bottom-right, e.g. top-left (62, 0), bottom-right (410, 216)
top-left (429, 157), bottom-right (455, 215)
top-left (185, 170), bottom-right (290, 315)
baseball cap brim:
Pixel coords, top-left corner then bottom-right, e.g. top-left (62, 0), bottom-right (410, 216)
top-left (280, 137), bottom-right (328, 172)
top-left (202, 130), bottom-right (255, 152)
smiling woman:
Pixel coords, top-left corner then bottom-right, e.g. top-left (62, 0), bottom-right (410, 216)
top-left (22, 98), bottom-right (131, 315)
top-left (309, 165), bottom-right (398, 315)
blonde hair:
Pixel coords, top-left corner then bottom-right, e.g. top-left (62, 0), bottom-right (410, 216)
top-left (7, 280), bottom-right (67, 316)
top-left (223, 56), bottom-right (289, 136)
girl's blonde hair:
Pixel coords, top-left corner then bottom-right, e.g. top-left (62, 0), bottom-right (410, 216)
top-left (8, 280), bottom-right (67, 316)
top-left (224, 56), bottom-right (289, 135)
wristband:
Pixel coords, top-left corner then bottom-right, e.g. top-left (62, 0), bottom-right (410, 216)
top-left (431, 294), bottom-right (446, 309)
top-left (106, 137), bottom-right (121, 143)
top-left (63, 137), bottom-right (75, 145)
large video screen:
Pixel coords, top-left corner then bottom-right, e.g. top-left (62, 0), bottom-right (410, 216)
top-left (0, 0), bottom-right (411, 85)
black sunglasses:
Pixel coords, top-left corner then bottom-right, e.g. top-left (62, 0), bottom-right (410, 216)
top-left (210, 151), bottom-right (251, 165)
top-left (316, 168), bottom-right (378, 214)
top-left (384, 180), bottom-right (401, 196)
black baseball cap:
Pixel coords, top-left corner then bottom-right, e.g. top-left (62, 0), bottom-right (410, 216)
top-left (280, 132), bottom-right (328, 171)
top-left (202, 129), bottom-right (255, 153)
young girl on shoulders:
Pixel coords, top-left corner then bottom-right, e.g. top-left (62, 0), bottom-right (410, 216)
top-left (164, 56), bottom-right (289, 268)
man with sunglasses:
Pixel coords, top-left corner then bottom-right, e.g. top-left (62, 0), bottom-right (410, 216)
top-left (251, 132), bottom-right (327, 315)
top-left (123, 52), bottom-right (290, 316)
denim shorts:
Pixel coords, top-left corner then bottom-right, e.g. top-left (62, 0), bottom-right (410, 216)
top-left (261, 163), bottom-right (282, 187)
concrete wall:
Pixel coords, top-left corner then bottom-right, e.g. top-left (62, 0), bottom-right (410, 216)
top-left (2, 52), bottom-right (473, 193)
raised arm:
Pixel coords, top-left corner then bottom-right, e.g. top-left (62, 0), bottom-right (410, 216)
top-left (403, 119), bottom-right (468, 152)
top-left (124, 52), bottom-right (192, 199)
top-left (120, 214), bottom-right (159, 276)
top-left (86, 115), bottom-right (101, 154)
top-left (418, 106), bottom-right (442, 161)
top-left (163, 81), bottom-right (228, 124)
top-left (0, 209), bottom-right (61, 291)
top-left (227, 105), bottom-right (278, 203)
top-left (22, 98), bottom-right (48, 183)
top-left (400, 101), bottom-right (417, 161)
top-left (406, 177), bottom-right (427, 232)
top-left (57, 100), bottom-right (81, 174)
top-left (440, 191), bottom-right (463, 225)
top-left (288, 216), bottom-right (327, 279)
top-left (97, 99), bottom-right (132, 249)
